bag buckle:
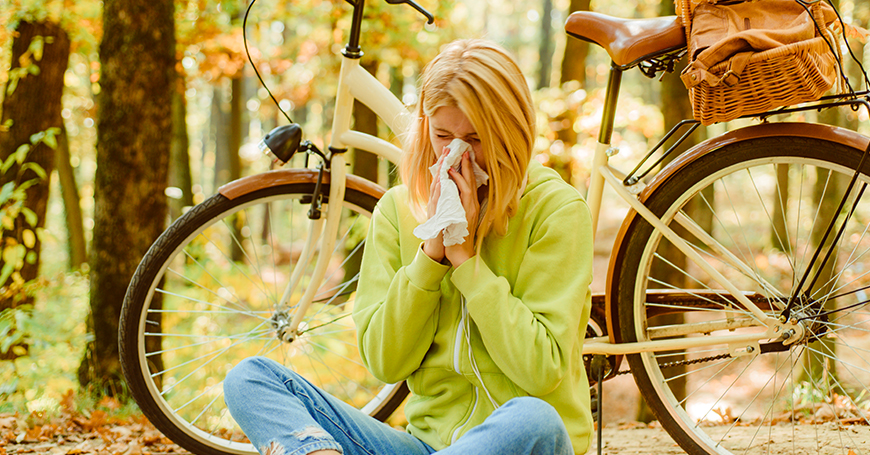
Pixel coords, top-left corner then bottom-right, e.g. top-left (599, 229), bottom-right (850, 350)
top-left (721, 69), bottom-right (741, 87)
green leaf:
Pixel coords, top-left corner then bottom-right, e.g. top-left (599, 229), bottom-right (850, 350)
top-left (29, 131), bottom-right (44, 145)
top-left (0, 183), bottom-right (14, 205)
top-left (6, 77), bottom-right (18, 97)
top-left (0, 262), bottom-right (14, 287)
top-left (2, 244), bottom-right (25, 265)
top-left (43, 127), bottom-right (60, 149)
top-left (1, 154), bottom-right (16, 174)
top-left (15, 179), bottom-right (38, 193)
top-left (20, 207), bottom-right (37, 227)
top-left (22, 230), bottom-right (36, 249)
top-left (13, 144), bottom-right (30, 165)
top-left (20, 162), bottom-right (47, 180)
top-left (29, 36), bottom-right (44, 62)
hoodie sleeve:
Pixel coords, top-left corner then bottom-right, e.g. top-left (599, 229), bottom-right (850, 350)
top-left (352, 192), bottom-right (450, 384)
top-left (450, 200), bottom-right (593, 396)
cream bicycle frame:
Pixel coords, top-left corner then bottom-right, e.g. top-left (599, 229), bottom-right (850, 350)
top-left (281, 55), bottom-right (410, 336)
top-left (582, 140), bottom-right (787, 356)
top-left (279, 52), bottom-right (791, 358)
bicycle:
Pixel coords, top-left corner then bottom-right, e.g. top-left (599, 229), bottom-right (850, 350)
top-left (119, 0), bottom-right (870, 454)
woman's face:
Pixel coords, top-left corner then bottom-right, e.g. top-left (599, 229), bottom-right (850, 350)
top-left (427, 105), bottom-right (485, 172)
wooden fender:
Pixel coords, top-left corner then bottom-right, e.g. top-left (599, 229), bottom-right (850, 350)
top-left (218, 168), bottom-right (386, 201)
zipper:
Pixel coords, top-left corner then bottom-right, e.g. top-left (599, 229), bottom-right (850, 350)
top-left (450, 297), bottom-right (475, 444)
top-left (453, 298), bottom-right (466, 373)
top-left (450, 386), bottom-right (479, 444)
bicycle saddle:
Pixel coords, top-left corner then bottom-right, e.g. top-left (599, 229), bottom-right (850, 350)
top-left (565, 12), bottom-right (686, 67)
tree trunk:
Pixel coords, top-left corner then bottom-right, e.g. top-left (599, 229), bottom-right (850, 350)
top-left (537, 0), bottom-right (554, 89)
top-left (352, 60), bottom-right (380, 184)
top-left (169, 72), bottom-right (194, 221)
top-left (559, 0), bottom-right (590, 87)
top-left (211, 85), bottom-right (229, 192)
top-left (214, 76), bottom-right (243, 188)
top-left (55, 124), bottom-right (88, 269)
top-left (81, 0), bottom-right (174, 396)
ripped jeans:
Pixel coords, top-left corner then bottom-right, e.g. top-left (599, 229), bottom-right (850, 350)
top-left (224, 357), bottom-right (573, 455)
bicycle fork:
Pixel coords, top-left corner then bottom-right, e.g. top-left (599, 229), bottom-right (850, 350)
top-left (272, 154), bottom-right (349, 343)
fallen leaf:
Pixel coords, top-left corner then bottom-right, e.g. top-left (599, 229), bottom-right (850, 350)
top-left (0, 417), bottom-right (14, 430)
top-left (96, 397), bottom-right (121, 411)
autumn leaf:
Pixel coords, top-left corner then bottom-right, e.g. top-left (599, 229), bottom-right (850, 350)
top-left (96, 396), bottom-right (122, 411)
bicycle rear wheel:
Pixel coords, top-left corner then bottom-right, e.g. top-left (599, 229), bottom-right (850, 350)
top-left (611, 136), bottom-right (870, 454)
top-left (119, 173), bottom-right (408, 455)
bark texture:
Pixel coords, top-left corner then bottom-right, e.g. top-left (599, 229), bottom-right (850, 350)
top-left (559, 0), bottom-right (590, 86)
top-left (81, 0), bottom-right (174, 394)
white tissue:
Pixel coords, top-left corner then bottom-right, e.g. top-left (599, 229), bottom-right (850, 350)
top-left (413, 139), bottom-right (489, 247)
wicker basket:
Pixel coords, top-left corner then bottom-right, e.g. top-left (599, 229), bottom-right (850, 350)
top-left (678, 0), bottom-right (840, 125)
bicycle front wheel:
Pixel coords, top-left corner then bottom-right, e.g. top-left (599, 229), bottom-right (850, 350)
top-left (611, 135), bottom-right (870, 454)
top-left (119, 172), bottom-right (408, 455)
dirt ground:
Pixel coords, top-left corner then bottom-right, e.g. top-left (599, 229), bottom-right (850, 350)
top-left (1, 420), bottom-right (683, 455)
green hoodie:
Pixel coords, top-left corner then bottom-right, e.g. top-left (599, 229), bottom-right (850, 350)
top-left (353, 160), bottom-right (594, 454)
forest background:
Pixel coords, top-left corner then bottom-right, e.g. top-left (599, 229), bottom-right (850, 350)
top-left (1, 0), bottom-right (869, 434)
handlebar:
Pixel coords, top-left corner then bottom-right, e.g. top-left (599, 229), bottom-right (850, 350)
top-left (384, 0), bottom-right (434, 24)
top-left (343, 0), bottom-right (435, 58)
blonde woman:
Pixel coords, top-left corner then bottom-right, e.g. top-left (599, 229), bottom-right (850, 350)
top-left (225, 39), bottom-right (594, 455)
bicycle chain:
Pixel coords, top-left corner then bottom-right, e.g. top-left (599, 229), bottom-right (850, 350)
top-left (612, 352), bottom-right (733, 377)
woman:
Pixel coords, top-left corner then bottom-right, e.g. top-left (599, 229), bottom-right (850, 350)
top-left (225, 39), bottom-right (594, 455)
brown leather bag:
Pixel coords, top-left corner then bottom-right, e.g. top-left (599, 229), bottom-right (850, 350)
top-left (681, 0), bottom-right (837, 90)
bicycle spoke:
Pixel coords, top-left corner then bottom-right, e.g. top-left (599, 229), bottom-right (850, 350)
top-left (220, 207), bottom-right (273, 305)
top-left (153, 288), bottom-right (271, 322)
top-left (617, 141), bottom-right (870, 455)
top-left (199, 229), bottom-right (275, 307)
top-left (153, 325), bottom-right (272, 380)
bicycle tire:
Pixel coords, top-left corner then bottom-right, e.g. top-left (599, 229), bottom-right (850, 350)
top-left (611, 136), bottom-right (870, 454)
top-left (119, 176), bottom-right (408, 455)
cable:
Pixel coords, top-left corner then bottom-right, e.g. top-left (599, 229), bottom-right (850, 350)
top-left (243, 0), bottom-right (294, 124)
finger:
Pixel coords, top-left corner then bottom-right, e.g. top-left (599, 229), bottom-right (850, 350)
top-left (449, 167), bottom-right (477, 208)
top-left (461, 152), bottom-right (476, 188)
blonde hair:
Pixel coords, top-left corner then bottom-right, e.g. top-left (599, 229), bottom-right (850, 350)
top-left (401, 39), bottom-right (535, 252)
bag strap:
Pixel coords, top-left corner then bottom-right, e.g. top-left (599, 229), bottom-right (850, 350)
top-left (681, 51), bottom-right (752, 88)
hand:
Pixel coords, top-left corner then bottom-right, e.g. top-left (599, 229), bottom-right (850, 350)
top-left (422, 148), bottom-right (448, 263)
top-left (445, 151), bottom-right (479, 267)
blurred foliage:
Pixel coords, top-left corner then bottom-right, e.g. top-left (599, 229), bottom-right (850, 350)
top-left (0, 271), bottom-right (89, 411)
top-left (0, 130), bottom-right (53, 305)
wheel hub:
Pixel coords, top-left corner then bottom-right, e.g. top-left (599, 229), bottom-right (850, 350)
top-left (779, 294), bottom-right (829, 345)
top-left (270, 310), bottom-right (298, 343)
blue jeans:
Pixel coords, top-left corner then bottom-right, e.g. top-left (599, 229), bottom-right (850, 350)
top-left (224, 357), bottom-right (573, 455)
